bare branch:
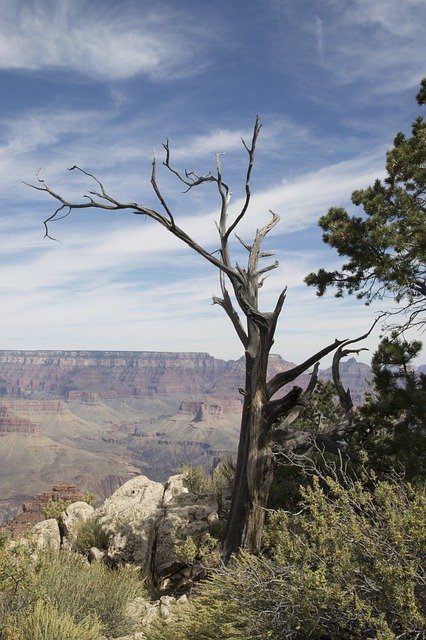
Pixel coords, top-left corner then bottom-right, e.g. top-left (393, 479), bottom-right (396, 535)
top-left (42, 204), bottom-right (70, 241)
top-left (216, 152), bottom-right (233, 270)
top-left (262, 385), bottom-right (303, 427)
top-left (212, 272), bottom-right (248, 348)
top-left (162, 139), bottom-right (217, 191)
top-left (225, 116), bottom-right (262, 239)
top-left (331, 347), bottom-right (355, 413)
top-left (150, 152), bottom-right (175, 228)
top-left (248, 211), bottom-right (280, 277)
top-left (68, 166), bottom-right (108, 196)
top-left (277, 362), bottom-right (319, 430)
top-left (266, 338), bottom-right (346, 400)
top-left (272, 433), bottom-right (361, 464)
top-left (268, 287), bottom-right (287, 337)
top-left (29, 168), bottom-right (243, 283)
top-left (256, 260), bottom-right (279, 278)
top-left (235, 234), bottom-right (252, 253)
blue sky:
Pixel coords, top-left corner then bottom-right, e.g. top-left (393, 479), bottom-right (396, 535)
top-left (0, 0), bottom-right (425, 364)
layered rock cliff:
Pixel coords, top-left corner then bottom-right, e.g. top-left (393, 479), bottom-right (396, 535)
top-left (0, 350), bottom-right (379, 526)
top-left (0, 350), bottom-right (306, 400)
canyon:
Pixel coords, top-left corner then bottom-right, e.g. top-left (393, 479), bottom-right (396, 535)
top-left (0, 350), bottom-right (374, 524)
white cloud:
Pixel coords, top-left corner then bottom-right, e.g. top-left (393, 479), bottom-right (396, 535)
top-left (0, 0), bottom-right (215, 81)
top-left (0, 134), bottom-right (390, 361)
top-left (170, 128), bottom-right (252, 161)
top-left (321, 0), bottom-right (426, 93)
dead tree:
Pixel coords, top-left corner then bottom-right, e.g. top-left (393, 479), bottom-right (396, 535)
top-left (27, 118), bottom-right (375, 561)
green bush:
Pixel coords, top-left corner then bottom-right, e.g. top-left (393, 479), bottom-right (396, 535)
top-left (0, 536), bottom-right (40, 636)
top-left (81, 492), bottom-right (97, 506)
top-left (5, 599), bottom-right (103, 640)
top-left (42, 493), bottom-right (97, 521)
top-left (179, 465), bottom-right (212, 494)
top-left (180, 459), bottom-right (236, 522)
top-left (146, 473), bottom-right (426, 640)
top-left (71, 516), bottom-right (111, 556)
top-left (1, 540), bottom-right (147, 639)
top-left (42, 498), bottom-right (71, 520)
top-left (36, 550), bottom-right (146, 637)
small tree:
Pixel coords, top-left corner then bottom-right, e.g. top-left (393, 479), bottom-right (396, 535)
top-left (356, 334), bottom-right (426, 483)
top-left (29, 118), bottom-right (373, 560)
top-left (305, 80), bottom-right (426, 486)
top-left (305, 79), bottom-right (426, 331)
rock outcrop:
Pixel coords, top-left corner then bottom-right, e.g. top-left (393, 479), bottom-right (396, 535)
top-left (59, 501), bottom-right (95, 547)
top-left (29, 473), bottom-right (221, 590)
top-left (97, 476), bottom-right (165, 573)
top-left (32, 518), bottom-right (61, 550)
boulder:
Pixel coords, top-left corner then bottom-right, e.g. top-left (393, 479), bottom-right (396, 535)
top-left (90, 473), bottom-right (219, 583)
top-left (120, 593), bottom-right (189, 638)
top-left (59, 501), bottom-right (95, 547)
top-left (163, 474), bottom-right (188, 504)
top-left (153, 486), bottom-right (217, 578)
top-left (32, 518), bottom-right (61, 550)
top-left (88, 546), bottom-right (106, 563)
top-left (97, 475), bottom-right (164, 572)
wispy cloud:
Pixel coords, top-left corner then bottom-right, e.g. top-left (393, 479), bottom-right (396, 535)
top-left (0, 134), bottom-right (388, 361)
top-left (268, 0), bottom-right (425, 96)
top-left (315, 17), bottom-right (325, 59)
top-left (0, 0), bottom-right (216, 81)
top-left (321, 0), bottom-right (426, 93)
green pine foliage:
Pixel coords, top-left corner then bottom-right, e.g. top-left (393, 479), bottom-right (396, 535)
top-left (356, 334), bottom-right (426, 482)
top-left (305, 79), bottom-right (426, 330)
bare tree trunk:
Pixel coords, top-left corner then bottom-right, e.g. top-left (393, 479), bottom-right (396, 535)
top-left (222, 323), bottom-right (299, 559)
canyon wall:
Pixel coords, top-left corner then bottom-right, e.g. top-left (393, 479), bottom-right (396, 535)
top-left (0, 350), bottom-right (376, 524)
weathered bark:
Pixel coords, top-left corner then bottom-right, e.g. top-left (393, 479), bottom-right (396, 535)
top-left (223, 323), bottom-right (272, 559)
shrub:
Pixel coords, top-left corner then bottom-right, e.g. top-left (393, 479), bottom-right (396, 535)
top-left (42, 499), bottom-right (71, 520)
top-left (71, 516), bottom-right (111, 556)
top-left (180, 459), bottom-right (236, 524)
top-left (0, 536), bottom-right (40, 636)
top-left (43, 493), bottom-right (97, 521)
top-left (179, 465), bottom-right (212, 494)
top-left (5, 599), bottom-right (103, 640)
top-left (146, 472), bottom-right (426, 640)
top-left (81, 492), bottom-right (97, 506)
top-left (35, 550), bottom-right (147, 637)
top-left (175, 533), bottom-right (220, 566)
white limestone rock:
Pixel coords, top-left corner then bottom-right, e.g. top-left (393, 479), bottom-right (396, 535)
top-left (32, 518), bottom-right (61, 550)
top-left (163, 474), bottom-right (189, 504)
top-left (59, 501), bottom-right (95, 547)
top-left (97, 475), bottom-right (164, 572)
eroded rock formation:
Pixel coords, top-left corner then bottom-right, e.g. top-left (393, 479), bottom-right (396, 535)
top-left (30, 473), bottom-right (220, 592)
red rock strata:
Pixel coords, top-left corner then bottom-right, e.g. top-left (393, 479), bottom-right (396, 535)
top-left (0, 350), bottom-right (304, 400)
top-left (7, 484), bottom-right (84, 538)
